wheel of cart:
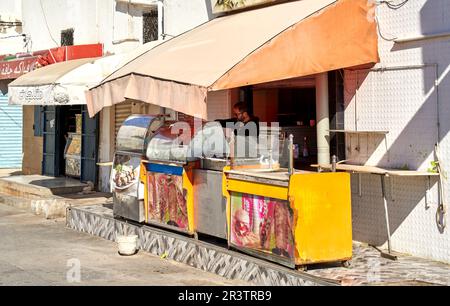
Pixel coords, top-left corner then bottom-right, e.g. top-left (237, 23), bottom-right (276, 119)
top-left (341, 260), bottom-right (351, 268)
top-left (296, 265), bottom-right (308, 272)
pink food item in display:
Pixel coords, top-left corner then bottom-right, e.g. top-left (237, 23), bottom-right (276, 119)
top-left (147, 175), bottom-right (157, 219)
top-left (232, 208), bottom-right (259, 248)
top-left (167, 180), bottom-right (178, 224)
top-left (156, 174), bottom-right (169, 221)
top-left (242, 194), bottom-right (254, 231)
top-left (174, 176), bottom-right (188, 228)
top-left (273, 201), bottom-right (292, 257)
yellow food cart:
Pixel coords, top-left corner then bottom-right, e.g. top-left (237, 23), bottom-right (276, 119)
top-left (222, 137), bottom-right (353, 268)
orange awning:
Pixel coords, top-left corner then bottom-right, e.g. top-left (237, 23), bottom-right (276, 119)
top-left (87, 0), bottom-right (379, 119)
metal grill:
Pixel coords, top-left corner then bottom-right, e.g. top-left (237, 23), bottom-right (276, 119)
top-left (61, 28), bottom-right (74, 46)
top-left (143, 11), bottom-right (158, 43)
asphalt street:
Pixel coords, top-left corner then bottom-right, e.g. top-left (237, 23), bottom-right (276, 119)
top-left (0, 204), bottom-right (246, 286)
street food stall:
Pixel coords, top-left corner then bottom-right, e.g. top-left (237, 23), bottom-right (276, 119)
top-left (112, 116), bottom-right (353, 269)
top-left (111, 115), bottom-right (164, 223)
top-left (222, 136), bottom-right (353, 268)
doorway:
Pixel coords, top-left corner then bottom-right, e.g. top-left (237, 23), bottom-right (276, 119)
top-left (42, 105), bottom-right (99, 184)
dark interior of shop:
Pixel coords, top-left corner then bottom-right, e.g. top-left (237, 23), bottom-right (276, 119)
top-left (59, 105), bottom-right (83, 177)
top-left (250, 87), bottom-right (318, 171)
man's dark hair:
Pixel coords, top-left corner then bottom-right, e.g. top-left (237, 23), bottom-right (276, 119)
top-left (233, 102), bottom-right (249, 114)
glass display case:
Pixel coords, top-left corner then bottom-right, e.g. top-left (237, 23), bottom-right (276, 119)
top-left (112, 115), bottom-right (164, 223)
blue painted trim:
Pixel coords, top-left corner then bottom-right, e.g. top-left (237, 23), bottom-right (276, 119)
top-left (147, 163), bottom-right (183, 176)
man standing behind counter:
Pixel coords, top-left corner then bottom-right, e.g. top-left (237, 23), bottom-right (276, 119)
top-left (216, 102), bottom-right (260, 158)
top-left (216, 102), bottom-right (260, 137)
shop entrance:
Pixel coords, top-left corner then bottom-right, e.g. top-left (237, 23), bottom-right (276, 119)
top-left (42, 105), bottom-right (99, 184)
top-left (241, 72), bottom-right (344, 171)
top-left (252, 84), bottom-right (317, 171)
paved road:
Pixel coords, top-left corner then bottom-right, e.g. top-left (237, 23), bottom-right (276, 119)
top-left (0, 204), bottom-right (247, 286)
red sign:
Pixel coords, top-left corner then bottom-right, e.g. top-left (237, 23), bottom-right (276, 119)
top-left (0, 56), bottom-right (40, 80)
top-left (0, 43), bottom-right (103, 80)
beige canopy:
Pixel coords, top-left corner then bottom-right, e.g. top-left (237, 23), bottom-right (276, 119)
top-left (86, 0), bottom-right (379, 119)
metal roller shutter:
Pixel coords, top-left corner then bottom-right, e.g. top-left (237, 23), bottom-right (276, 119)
top-left (114, 101), bottom-right (132, 138)
top-left (0, 93), bottom-right (23, 168)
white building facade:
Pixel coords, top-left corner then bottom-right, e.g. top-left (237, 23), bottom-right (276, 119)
top-left (0, 0), bottom-right (24, 55)
top-left (344, 0), bottom-right (450, 263)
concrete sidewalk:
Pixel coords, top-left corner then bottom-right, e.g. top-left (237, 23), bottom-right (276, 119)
top-left (68, 204), bottom-right (450, 286)
top-left (0, 204), bottom-right (247, 286)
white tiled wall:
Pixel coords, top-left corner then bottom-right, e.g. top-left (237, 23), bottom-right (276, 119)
top-left (344, 0), bottom-right (450, 263)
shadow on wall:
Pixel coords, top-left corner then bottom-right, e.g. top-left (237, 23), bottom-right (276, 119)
top-left (351, 174), bottom-right (441, 246)
top-left (344, 63), bottom-right (438, 171)
top-left (384, 0), bottom-right (450, 170)
top-left (344, 0), bottom-right (449, 249)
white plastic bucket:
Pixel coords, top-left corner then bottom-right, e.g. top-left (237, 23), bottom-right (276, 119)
top-left (117, 235), bottom-right (138, 255)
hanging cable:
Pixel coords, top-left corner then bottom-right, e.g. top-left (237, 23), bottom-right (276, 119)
top-left (373, 0), bottom-right (410, 42)
top-left (39, 0), bottom-right (59, 47)
top-left (375, 15), bottom-right (398, 41)
top-left (378, 0), bottom-right (410, 10)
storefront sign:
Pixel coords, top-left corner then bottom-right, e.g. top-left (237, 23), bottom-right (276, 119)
top-left (230, 192), bottom-right (295, 260)
top-left (0, 56), bottom-right (39, 80)
top-left (8, 84), bottom-right (90, 105)
top-left (8, 85), bottom-right (73, 105)
top-left (211, 0), bottom-right (278, 14)
top-left (0, 43), bottom-right (103, 80)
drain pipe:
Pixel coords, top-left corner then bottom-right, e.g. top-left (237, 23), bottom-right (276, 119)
top-left (316, 72), bottom-right (330, 166)
top-left (158, 0), bottom-right (164, 40)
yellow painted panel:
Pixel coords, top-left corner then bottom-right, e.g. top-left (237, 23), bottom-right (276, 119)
top-left (183, 169), bottom-right (195, 234)
top-left (222, 167), bottom-right (232, 240)
top-left (141, 162), bottom-right (149, 222)
top-left (226, 179), bottom-right (288, 200)
top-left (289, 173), bottom-right (352, 264)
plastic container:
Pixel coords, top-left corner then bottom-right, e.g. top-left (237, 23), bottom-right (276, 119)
top-left (117, 235), bottom-right (138, 255)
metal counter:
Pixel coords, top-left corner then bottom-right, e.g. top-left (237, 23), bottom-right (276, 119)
top-left (193, 169), bottom-right (227, 240)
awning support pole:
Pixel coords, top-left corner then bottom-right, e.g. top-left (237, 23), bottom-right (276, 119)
top-left (316, 73), bottom-right (330, 165)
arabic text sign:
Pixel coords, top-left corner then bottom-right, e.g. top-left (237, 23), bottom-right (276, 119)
top-left (0, 57), bottom-right (39, 80)
top-left (8, 84), bottom-right (89, 105)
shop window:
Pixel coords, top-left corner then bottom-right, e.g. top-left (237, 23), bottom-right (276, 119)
top-left (143, 10), bottom-right (158, 43)
top-left (61, 28), bottom-right (74, 46)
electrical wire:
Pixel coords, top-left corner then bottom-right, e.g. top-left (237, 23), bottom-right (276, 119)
top-left (39, 0), bottom-right (59, 47)
top-left (373, 0), bottom-right (410, 42)
top-left (0, 34), bottom-right (26, 40)
top-left (375, 15), bottom-right (398, 41)
top-left (378, 0), bottom-right (409, 10)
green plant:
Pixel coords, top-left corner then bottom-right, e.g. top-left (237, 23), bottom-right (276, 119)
top-left (428, 161), bottom-right (439, 174)
top-left (215, 0), bottom-right (246, 9)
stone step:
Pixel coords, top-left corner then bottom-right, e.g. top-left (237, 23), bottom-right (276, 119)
top-left (0, 193), bottom-right (68, 219)
top-left (0, 190), bottom-right (112, 220)
top-left (0, 175), bottom-right (89, 199)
